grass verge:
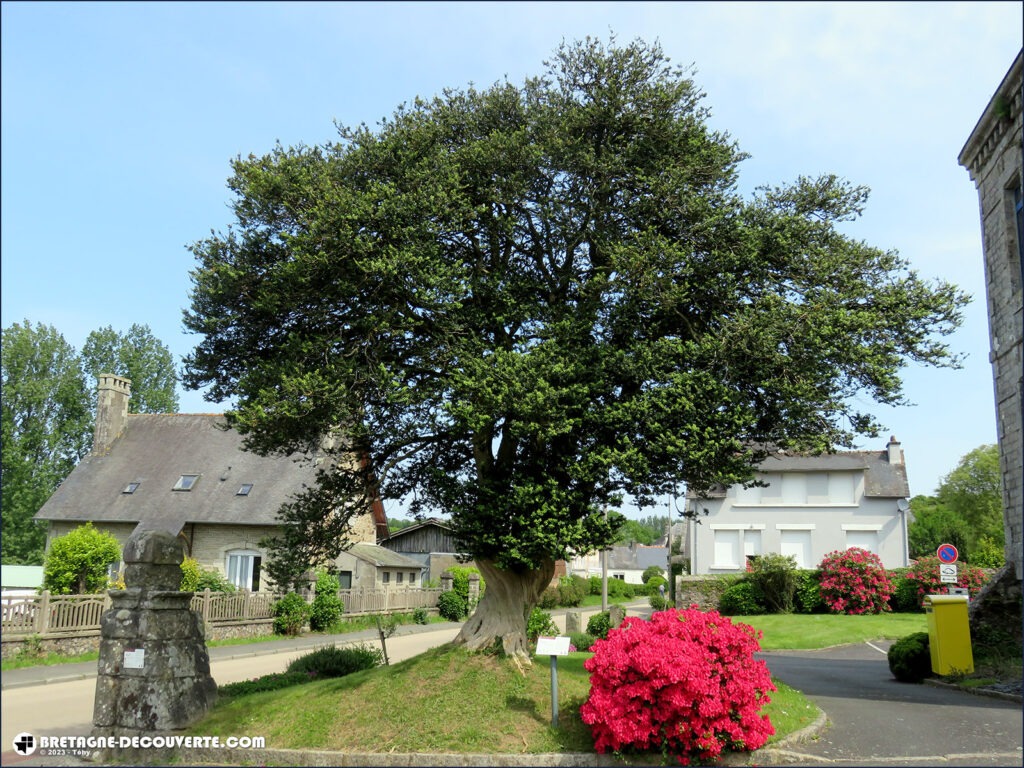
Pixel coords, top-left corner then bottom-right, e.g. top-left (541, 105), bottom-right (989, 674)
top-left (739, 612), bottom-right (928, 649)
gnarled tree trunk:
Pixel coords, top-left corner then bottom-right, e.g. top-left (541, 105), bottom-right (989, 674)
top-left (451, 557), bottom-right (556, 664)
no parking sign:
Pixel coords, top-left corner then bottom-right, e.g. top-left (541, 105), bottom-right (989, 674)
top-left (936, 543), bottom-right (959, 564)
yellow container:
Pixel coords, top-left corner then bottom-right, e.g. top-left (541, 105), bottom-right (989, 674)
top-left (924, 594), bottom-right (974, 675)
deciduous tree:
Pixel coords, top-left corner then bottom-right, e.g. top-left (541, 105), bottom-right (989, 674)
top-left (81, 324), bottom-right (179, 413)
top-left (183, 37), bottom-right (967, 661)
top-left (936, 444), bottom-right (1002, 548)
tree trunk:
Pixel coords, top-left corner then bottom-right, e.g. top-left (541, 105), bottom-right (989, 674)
top-left (451, 558), bottom-right (556, 665)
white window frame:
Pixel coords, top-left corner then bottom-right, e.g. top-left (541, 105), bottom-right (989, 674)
top-left (225, 549), bottom-right (262, 590)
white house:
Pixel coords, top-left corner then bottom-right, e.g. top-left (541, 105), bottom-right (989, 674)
top-left (569, 542), bottom-right (669, 585)
top-left (686, 437), bottom-right (912, 574)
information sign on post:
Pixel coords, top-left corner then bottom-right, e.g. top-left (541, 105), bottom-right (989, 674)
top-left (939, 563), bottom-right (958, 584)
top-left (536, 636), bottom-right (571, 727)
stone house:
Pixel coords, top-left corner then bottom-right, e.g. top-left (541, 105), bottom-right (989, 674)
top-left (568, 542), bottom-right (670, 585)
top-left (958, 49), bottom-right (1023, 582)
top-left (684, 438), bottom-right (912, 574)
top-left (378, 518), bottom-right (474, 584)
top-left (34, 374), bottom-right (391, 591)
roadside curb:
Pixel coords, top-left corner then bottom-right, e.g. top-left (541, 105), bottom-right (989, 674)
top-left (924, 677), bottom-right (1023, 704)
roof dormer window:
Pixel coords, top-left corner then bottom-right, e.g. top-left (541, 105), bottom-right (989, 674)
top-left (173, 474), bottom-right (200, 491)
top-left (122, 482), bottom-right (140, 494)
top-left (236, 484), bottom-right (253, 496)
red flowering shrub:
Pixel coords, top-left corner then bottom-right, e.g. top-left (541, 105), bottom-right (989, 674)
top-left (580, 608), bottom-right (775, 765)
top-left (899, 557), bottom-right (989, 608)
top-left (818, 548), bottom-right (895, 615)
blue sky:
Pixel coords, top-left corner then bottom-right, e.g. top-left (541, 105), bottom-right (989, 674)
top-left (2, 2), bottom-right (1021, 518)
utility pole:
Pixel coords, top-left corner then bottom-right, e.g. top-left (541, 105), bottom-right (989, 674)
top-left (601, 506), bottom-right (609, 612)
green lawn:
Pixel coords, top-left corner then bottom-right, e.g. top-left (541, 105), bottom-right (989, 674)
top-left (739, 612), bottom-right (928, 650)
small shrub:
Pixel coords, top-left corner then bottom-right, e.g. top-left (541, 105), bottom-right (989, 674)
top-left (645, 575), bottom-right (667, 597)
top-left (180, 557), bottom-right (202, 592)
top-left (818, 548), bottom-right (895, 615)
top-left (794, 569), bottom-right (825, 614)
top-left (587, 610), bottom-right (613, 640)
top-left (606, 578), bottom-right (635, 599)
top-left (748, 553), bottom-right (799, 613)
top-left (286, 644), bottom-right (383, 678)
top-left (448, 565), bottom-right (485, 609)
top-left (719, 580), bottom-right (765, 616)
top-left (966, 536), bottom-right (1004, 569)
top-left (569, 631), bottom-right (596, 652)
top-left (219, 671), bottom-right (311, 698)
top-left (901, 556), bottom-right (989, 607)
top-left (42, 522), bottom-right (121, 595)
top-left (412, 607), bottom-right (429, 625)
top-left (887, 632), bottom-right (932, 683)
top-left (558, 575), bottom-right (589, 607)
top-left (272, 592), bottom-right (310, 636)
top-left (538, 586), bottom-right (560, 609)
top-left (888, 569), bottom-right (921, 613)
top-left (310, 570), bottom-right (344, 631)
top-left (649, 594), bottom-right (670, 611)
top-left (641, 565), bottom-right (665, 584)
top-left (527, 607), bottom-right (558, 643)
top-left (588, 576), bottom-right (603, 596)
top-left (581, 608), bottom-right (775, 764)
top-left (437, 590), bottom-right (467, 621)
top-left (195, 568), bottom-right (236, 593)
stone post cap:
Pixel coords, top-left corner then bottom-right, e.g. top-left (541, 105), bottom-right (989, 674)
top-left (467, 572), bottom-right (480, 582)
top-left (122, 529), bottom-right (184, 566)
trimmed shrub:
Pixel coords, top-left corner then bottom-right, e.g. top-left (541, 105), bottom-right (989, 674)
top-left (818, 548), bottom-right (895, 615)
top-left (558, 575), bottom-right (589, 607)
top-left (794, 569), bottom-right (825, 614)
top-left (747, 553), bottom-right (799, 613)
top-left (527, 607), bottom-right (558, 643)
top-left (718, 580), bottom-right (765, 616)
top-left (887, 632), bottom-right (932, 683)
top-left (286, 644), bottom-right (382, 678)
top-left (588, 575), bottom-right (603, 596)
top-left (587, 610), bottom-right (613, 640)
top-left (448, 565), bottom-right (485, 609)
top-left (538, 586), bottom-right (560, 609)
top-left (42, 523), bottom-right (121, 595)
top-left (309, 570), bottom-right (344, 631)
top-left (437, 590), bottom-right (467, 621)
top-left (582, 608), bottom-right (775, 764)
top-left (569, 631), bottom-right (596, 652)
top-left (272, 592), bottom-right (310, 636)
top-left (888, 569), bottom-right (921, 613)
top-left (412, 607), bottom-right (429, 625)
top-left (900, 556), bottom-right (989, 608)
top-left (606, 578), bottom-right (635, 600)
top-left (641, 565), bottom-right (665, 584)
top-left (219, 671), bottom-right (311, 698)
top-left (645, 575), bottom-right (667, 597)
top-left (649, 594), bottom-right (670, 611)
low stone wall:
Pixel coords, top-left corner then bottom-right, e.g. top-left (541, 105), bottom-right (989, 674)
top-left (207, 619), bottom-right (275, 641)
top-left (675, 575), bottom-right (739, 612)
top-left (1, 632), bottom-right (101, 661)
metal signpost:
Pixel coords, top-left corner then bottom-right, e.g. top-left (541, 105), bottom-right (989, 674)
top-left (536, 636), bottom-right (571, 727)
top-left (937, 543), bottom-right (959, 586)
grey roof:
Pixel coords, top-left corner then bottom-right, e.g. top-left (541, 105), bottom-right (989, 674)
top-left (347, 543), bottom-right (424, 569)
top-left (35, 414), bottom-right (326, 535)
top-left (381, 517), bottom-right (452, 541)
top-left (608, 545), bottom-right (669, 571)
top-left (686, 446), bottom-right (910, 500)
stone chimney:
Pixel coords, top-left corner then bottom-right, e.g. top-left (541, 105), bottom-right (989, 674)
top-left (887, 436), bottom-right (903, 466)
top-left (92, 374), bottom-right (132, 456)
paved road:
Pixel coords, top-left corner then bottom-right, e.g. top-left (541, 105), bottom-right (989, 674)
top-left (759, 641), bottom-right (1023, 767)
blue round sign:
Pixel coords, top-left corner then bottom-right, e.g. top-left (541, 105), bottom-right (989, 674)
top-left (936, 544), bottom-right (959, 564)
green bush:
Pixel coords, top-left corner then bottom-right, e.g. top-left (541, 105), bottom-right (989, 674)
top-left (448, 565), bottom-right (485, 609)
top-left (588, 576), bottom-right (603, 595)
top-left (558, 575), bottom-right (589, 607)
top-left (888, 569), bottom-right (921, 613)
top-left (795, 569), bottom-right (825, 614)
top-left (718, 580), bottom-right (765, 616)
top-left (286, 644), bottom-right (383, 678)
top-left (747, 553), bottom-right (799, 613)
top-left (968, 536), bottom-right (1005, 569)
top-left (272, 592), bottom-right (310, 635)
top-left (180, 557), bottom-right (202, 591)
top-left (569, 631), bottom-right (595, 652)
top-left (538, 586), bottom-right (560, 609)
top-left (606, 578), bottom-right (635, 599)
top-left (641, 565), bottom-right (665, 584)
top-left (219, 671), bottom-right (311, 698)
top-left (412, 607), bottom-right (429, 625)
top-left (649, 594), bottom-right (670, 611)
top-left (645, 575), bottom-right (667, 596)
top-left (587, 610), bottom-right (613, 640)
top-left (437, 590), bottom-right (467, 621)
top-left (527, 607), bottom-right (558, 642)
top-left (42, 523), bottom-right (121, 595)
top-left (887, 632), bottom-right (932, 683)
top-left (180, 557), bottom-right (237, 593)
top-left (310, 570), bottom-right (344, 631)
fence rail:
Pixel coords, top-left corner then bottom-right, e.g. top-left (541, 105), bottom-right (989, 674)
top-left (2, 586), bottom-right (442, 638)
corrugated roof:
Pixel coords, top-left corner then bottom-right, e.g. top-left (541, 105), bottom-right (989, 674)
top-left (35, 414), bottom-right (327, 534)
top-left (347, 543), bottom-right (424, 569)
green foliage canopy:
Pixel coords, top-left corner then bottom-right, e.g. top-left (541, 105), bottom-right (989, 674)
top-left (183, 37), bottom-right (967, 585)
top-left (81, 324), bottom-right (180, 414)
top-left (42, 522), bottom-right (121, 594)
top-left (936, 444), bottom-right (1002, 547)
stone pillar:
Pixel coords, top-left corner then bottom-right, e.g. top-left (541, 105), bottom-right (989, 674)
top-left (609, 604), bottom-right (626, 629)
top-left (565, 610), bottom-right (583, 635)
top-left (467, 572), bottom-right (480, 607)
top-left (92, 529), bottom-right (217, 753)
top-left (440, 571), bottom-right (454, 592)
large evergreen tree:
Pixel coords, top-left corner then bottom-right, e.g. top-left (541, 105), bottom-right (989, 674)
top-left (183, 38), bottom-right (967, 660)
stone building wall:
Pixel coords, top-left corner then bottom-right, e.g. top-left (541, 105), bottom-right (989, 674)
top-left (959, 50), bottom-right (1023, 580)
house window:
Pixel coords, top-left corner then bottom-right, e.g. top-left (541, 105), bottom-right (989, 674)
top-left (226, 550), bottom-right (262, 591)
top-left (236, 484), bottom-right (253, 496)
top-left (122, 482), bottom-right (140, 494)
top-left (337, 570), bottom-right (352, 589)
top-left (382, 571), bottom-right (390, 584)
top-left (107, 561), bottom-right (122, 582)
top-left (410, 572), bottom-right (418, 585)
top-left (828, 473), bottom-right (857, 504)
top-left (843, 526), bottom-right (881, 555)
top-left (173, 474), bottom-right (200, 491)
top-left (779, 529), bottom-right (813, 569)
top-left (397, 572), bottom-right (404, 584)
top-left (743, 529), bottom-right (763, 560)
top-left (713, 530), bottom-right (740, 569)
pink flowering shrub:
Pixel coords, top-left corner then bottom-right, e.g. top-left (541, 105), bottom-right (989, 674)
top-left (818, 548), bottom-right (895, 614)
top-left (580, 608), bottom-right (775, 765)
top-left (900, 556), bottom-right (988, 607)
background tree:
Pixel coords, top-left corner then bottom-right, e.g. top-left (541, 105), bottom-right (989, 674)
top-left (81, 323), bottom-right (179, 413)
top-left (42, 522), bottom-right (121, 594)
top-left (936, 444), bottom-right (1002, 549)
top-left (907, 494), bottom-right (970, 561)
top-left (183, 37), bottom-right (967, 660)
top-left (1, 321), bottom-right (92, 564)
top-left (615, 519), bottom-right (657, 545)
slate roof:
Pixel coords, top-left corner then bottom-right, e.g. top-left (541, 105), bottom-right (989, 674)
top-left (34, 414), bottom-right (330, 535)
top-left (608, 545), bottom-right (669, 572)
top-left (686, 446), bottom-right (910, 499)
top-left (346, 543), bottom-right (425, 569)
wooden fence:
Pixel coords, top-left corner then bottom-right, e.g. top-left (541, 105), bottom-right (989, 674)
top-left (1, 586), bottom-right (442, 638)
